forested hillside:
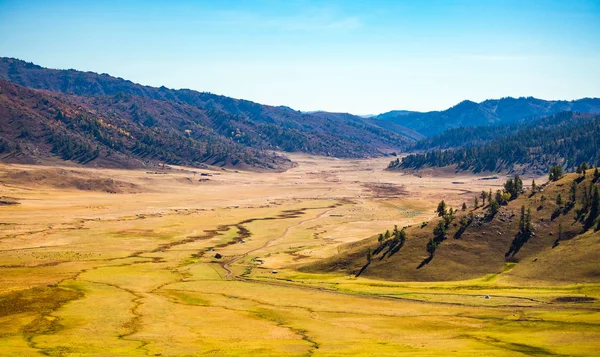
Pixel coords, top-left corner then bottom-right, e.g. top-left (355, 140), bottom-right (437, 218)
top-left (0, 79), bottom-right (290, 169)
top-left (390, 112), bottom-right (600, 173)
top-left (0, 57), bottom-right (416, 168)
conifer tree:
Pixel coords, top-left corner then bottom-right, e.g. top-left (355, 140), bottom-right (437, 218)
top-left (584, 186), bottom-right (599, 230)
top-left (569, 181), bottom-right (577, 203)
top-left (488, 199), bottom-right (499, 217)
top-left (436, 200), bottom-right (447, 217)
top-left (525, 207), bottom-right (533, 234)
top-left (519, 205), bottom-right (526, 232)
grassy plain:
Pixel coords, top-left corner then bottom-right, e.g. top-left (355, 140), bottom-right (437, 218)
top-left (1, 155), bottom-right (598, 356)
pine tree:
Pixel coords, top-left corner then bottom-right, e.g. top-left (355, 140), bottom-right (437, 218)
top-left (481, 191), bottom-right (487, 206)
top-left (433, 220), bottom-right (446, 238)
top-left (531, 179), bottom-right (537, 193)
top-left (519, 205), bottom-right (526, 232)
top-left (594, 168), bottom-right (600, 182)
top-left (549, 165), bottom-right (564, 182)
top-left (556, 193), bottom-right (563, 205)
top-left (569, 181), bottom-right (577, 203)
top-left (525, 207), bottom-right (533, 234)
top-left (584, 186), bottom-right (599, 230)
top-left (378, 233), bottom-right (384, 245)
top-left (581, 162), bottom-right (589, 177)
top-left (474, 197), bottom-right (479, 208)
top-left (462, 202), bottom-right (467, 211)
top-left (488, 199), bottom-right (499, 217)
top-left (398, 228), bottom-right (407, 244)
top-left (515, 174), bottom-right (523, 194)
top-left (436, 200), bottom-right (447, 217)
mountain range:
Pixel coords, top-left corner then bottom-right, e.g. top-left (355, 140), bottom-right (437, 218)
top-left (1, 57), bottom-right (600, 170)
top-left (376, 97), bottom-right (600, 137)
top-left (0, 57), bottom-right (417, 169)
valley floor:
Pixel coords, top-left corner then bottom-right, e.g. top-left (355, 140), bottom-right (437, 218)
top-left (1, 155), bottom-right (598, 356)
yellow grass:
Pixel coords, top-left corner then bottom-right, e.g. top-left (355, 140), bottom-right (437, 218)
top-left (0, 155), bottom-right (597, 356)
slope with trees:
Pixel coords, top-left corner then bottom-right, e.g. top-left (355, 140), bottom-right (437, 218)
top-left (390, 112), bottom-right (600, 174)
top-left (302, 169), bottom-right (600, 283)
top-left (0, 79), bottom-right (290, 169)
top-left (0, 57), bottom-right (417, 163)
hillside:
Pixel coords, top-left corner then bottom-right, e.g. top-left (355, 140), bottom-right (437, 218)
top-left (301, 170), bottom-right (600, 284)
top-left (0, 57), bottom-right (416, 167)
top-left (0, 79), bottom-right (291, 170)
top-left (309, 111), bottom-right (425, 141)
top-left (377, 97), bottom-right (600, 137)
top-left (390, 112), bottom-right (600, 174)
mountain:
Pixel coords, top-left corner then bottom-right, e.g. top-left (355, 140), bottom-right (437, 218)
top-left (302, 171), bottom-right (600, 283)
top-left (0, 58), bottom-right (418, 169)
top-left (390, 112), bottom-right (600, 174)
top-left (377, 97), bottom-right (600, 137)
top-left (309, 111), bottom-right (425, 141)
top-left (0, 78), bottom-right (291, 170)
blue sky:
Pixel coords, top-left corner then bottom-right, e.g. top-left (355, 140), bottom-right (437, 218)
top-left (1, 0), bottom-right (599, 114)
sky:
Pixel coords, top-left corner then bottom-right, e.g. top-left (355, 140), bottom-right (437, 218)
top-left (1, 0), bottom-right (599, 114)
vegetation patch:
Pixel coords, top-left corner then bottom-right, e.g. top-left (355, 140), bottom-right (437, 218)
top-left (0, 286), bottom-right (83, 318)
top-left (553, 296), bottom-right (596, 303)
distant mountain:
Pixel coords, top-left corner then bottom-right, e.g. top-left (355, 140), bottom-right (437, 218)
top-left (0, 58), bottom-right (418, 169)
top-left (390, 112), bottom-right (600, 174)
top-left (377, 97), bottom-right (600, 137)
top-left (309, 111), bottom-right (424, 142)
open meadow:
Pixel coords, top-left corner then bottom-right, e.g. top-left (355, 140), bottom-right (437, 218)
top-left (1, 155), bottom-right (599, 356)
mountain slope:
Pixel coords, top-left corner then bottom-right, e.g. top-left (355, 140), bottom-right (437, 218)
top-left (377, 97), bottom-right (600, 137)
top-left (391, 112), bottom-right (600, 174)
top-left (0, 79), bottom-right (291, 169)
top-left (302, 171), bottom-right (600, 284)
top-left (0, 57), bottom-right (417, 162)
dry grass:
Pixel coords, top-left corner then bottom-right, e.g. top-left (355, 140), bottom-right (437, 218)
top-left (0, 156), bottom-right (598, 356)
